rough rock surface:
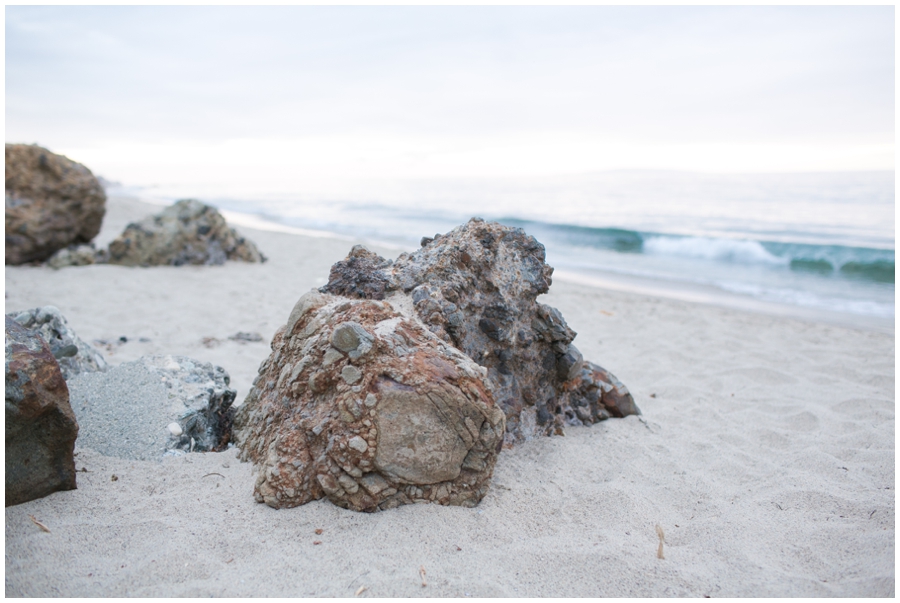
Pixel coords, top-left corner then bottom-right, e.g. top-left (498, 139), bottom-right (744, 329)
top-left (7, 306), bottom-right (108, 380)
top-left (67, 355), bottom-right (236, 460)
top-left (5, 316), bottom-right (78, 506)
top-left (233, 290), bottom-right (506, 512)
top-left (5, 144), bottom-right (107, 265)
top-left (106, 199), bottom-right (266, 266)
top-left (321, 218), bottom-right (640, 444)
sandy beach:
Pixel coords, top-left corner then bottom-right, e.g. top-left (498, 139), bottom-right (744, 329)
top-left (5, 196), bottom-right (894, 597)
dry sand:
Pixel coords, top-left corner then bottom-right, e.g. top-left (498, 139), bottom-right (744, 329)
top-left (5, 196), bottom-right (895, 597)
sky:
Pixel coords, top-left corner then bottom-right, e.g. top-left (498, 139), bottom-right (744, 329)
top-left (5, 5), bottom-right (895, 197)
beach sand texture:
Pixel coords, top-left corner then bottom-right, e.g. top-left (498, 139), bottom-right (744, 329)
top-left (5, 197), bottom-right (894, 597)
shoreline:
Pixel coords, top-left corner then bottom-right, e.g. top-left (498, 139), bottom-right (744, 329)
top-left (5, 194), bottom-right (894, 596)
top-left (109, 194), bottom-right (895, 335)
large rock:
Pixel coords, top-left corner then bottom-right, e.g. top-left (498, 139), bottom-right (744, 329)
top-left (106, 199), bottom-right (266, 266)
top-left (5, 144), bottom-right (107, 265)
top-left (5, 316), bottom-right (79, 506)
top-left (7, 306), bottom-right (108, 380)
top-left (321, 218), bottom-right (640, 444)
top-left (67, 355), bottom-right (237, 460)
top-left (233, 290), bottom-right (506, 512)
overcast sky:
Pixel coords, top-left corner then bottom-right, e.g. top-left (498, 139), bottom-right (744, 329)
top-left (5, 5), bottom-right (895, 194)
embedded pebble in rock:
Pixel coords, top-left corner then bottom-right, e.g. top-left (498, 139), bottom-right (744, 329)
top-left (321, 218), bottom-right (640, 445)
top-left (233, 290), bottom-right (506, 512)
top-left (7, 305), bottom-right (108, 380)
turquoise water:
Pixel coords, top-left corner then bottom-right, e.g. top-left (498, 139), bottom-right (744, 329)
top-left (114, 170), bottom-right (894, 321)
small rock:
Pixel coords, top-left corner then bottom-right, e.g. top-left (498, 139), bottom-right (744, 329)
top-left (5, 317), bottom-right (78, 506)
top-left (6, 306), bottom-right (107, 380)
top-left (47, 243), bottom-right (104, 269)
top-left (106, 199), bottom-right (266, 266)
top-left (348, 436), bottom-right (368, 453)
top-left (67, 354), bottom-right (237, 460)
top-left (228, 332), bottom-right (264, 343)
top-left (341, 365), bottom-right (362, 385)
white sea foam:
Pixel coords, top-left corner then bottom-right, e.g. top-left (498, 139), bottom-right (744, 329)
top-left (643, 235), bottom-right (787, 266)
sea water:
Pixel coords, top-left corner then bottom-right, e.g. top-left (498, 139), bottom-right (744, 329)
top-left (112, 170), bottom-right (894, 328)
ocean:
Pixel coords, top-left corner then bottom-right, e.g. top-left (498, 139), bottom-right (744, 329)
top-left (110, 170), bottom-right (894, 328)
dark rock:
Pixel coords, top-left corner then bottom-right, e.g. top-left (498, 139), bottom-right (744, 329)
top-left (320, 244), bottom-right (393, 300)
top-left (320, 218), bottom-right (639, 445)
top-left (5, 316), bottom-right (78, 506)
top-left (5, 144), bottom-right (107, 265)
top-left (228, 332), bottom-right (264, 343)
top-left (106, 199), bottom-right (266, 266)
top-left (7, 306), bottom-right (108, 380)
top-left (233, 289), bottom-right (505, 511)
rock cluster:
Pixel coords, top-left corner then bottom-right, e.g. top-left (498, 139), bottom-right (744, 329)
top-left (5, 316), bottom-right (79, 506)
top-left (5, 144), bottom-right (107, 265)
top-left (7, 306), bottom-right (108, 380)
top-left (233, 290), bottom-right (506, 511)
top-left (321, 218), bottom-right (639, 445)
top-left (107, 199), bottom-right (266, 266)
top-left (67, 355), bottom-right (237, 460)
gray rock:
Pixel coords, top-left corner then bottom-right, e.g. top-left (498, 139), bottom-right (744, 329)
top-left (7, 306), bottom-right (107, 380)
top-left (5, 144), bottom-right (106, 265)
top-left (67, 355), bottom-right (236, 460)
top-left (106, 199), bottom-right (266, 266)
top-left (5, 316), bottom-right (78, 506)
top-left (233, 291), bottom-right (505, 512)
top-left (321, 218), bottom-right (639, 445)
top-left (228, 331), bottom-right (264, 343)
top-left (46, 243), bottom-right (107, 269)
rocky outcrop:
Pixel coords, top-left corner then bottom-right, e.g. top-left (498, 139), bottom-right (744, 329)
top-left (321, 218), bottom-right (639, 445)
top-left (233, 290), bottom-right (506, 512)
top-left (106, 199), bottom-right (266, 266)
top-left (5, 144), bottom-right (107, 265)
top-left (67, 355), bottom-right (236, 460)
top-left (7, 306), bottom-right (108, 380)
top-left (5, 316), bottom-right (79, 506)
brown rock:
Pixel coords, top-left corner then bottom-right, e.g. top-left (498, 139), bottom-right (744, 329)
top-left (106, 199), bottom-right (265, 266)
top-left (5, 316), bottom-right (78, 506)
top-left (320, 218), bottom-right (639, 445)
top-left (233, 290), bottom-right (505, 512)
top-left (5, 144), bottom-right (106, 265)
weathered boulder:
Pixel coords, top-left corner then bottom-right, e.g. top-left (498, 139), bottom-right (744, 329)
top-left (321, 218), bottom-right (639, 445)
top-left (5, 144), bottom-right (107, 265)
top-left (7, 306), bottom-right (108, 380)
top-left (5, 316), bottom-right (78, 506)
top-left (106, 199), bottom-right (266, 266)
top-left (67, 355), bottom-right (237, 460)
top-left (233, 290), bottom-right (506, 511)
